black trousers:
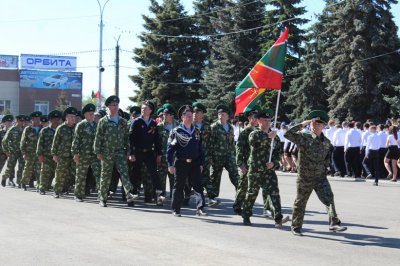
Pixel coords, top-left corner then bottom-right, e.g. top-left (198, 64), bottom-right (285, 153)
top-left (379, 148), bottom-right (388, 179)
top-left (333, 146), bottom-right (346, 176)
top-left (132, 151), bottom-right (161, 193)
top-left (345, 147), bottom-right (361, 177)
top-left (360, 146), bottom-right (368, 177)
top-left (363, 150), bottom-right (381, 183)
top-left (172, 159), bottom-right (205, 213)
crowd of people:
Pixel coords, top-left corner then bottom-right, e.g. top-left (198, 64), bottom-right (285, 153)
top-left (0, 96), bottom-right (357, 235)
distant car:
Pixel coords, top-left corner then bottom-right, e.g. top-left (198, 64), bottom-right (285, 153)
top-left (43, 74), bottom-right (68, 88)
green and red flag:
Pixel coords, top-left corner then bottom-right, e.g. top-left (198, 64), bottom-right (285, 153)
top-left (235, 28), bottom-right (288, 116)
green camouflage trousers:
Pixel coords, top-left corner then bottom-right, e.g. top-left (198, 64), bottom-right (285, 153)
top-left (39, 156), bottom-right (56, 192)
top-left (201, 158), bottom-right (211, 189)
top-left (157, 157), bottom-right (174, 195)
top-left (207, 155), bottom-right (238, 198)
top-left (292, 175), bottom-right (339, 230)
top-left (74, 156), bottom-right (101, 198)
top-left (0, 153), bottom-right (7, 175)
top-left (53, 157), bottom-right (76, 194)
top-left (242, 170), bottom-right (283, 222)
top-left (233, 171), bottom-right (272, 212)
top-left (21, 154), bottom-right (41, 186)
top-left (4, 152), bottom-right (24, 184)
top-left (99, 152), bottom-right (133, 201)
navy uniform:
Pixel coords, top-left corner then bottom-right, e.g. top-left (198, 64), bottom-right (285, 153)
top-left (167, 105), bottom-right (207, 216)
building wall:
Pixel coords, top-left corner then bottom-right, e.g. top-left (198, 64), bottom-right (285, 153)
top-left (0, 69), bottom-right (19, 115)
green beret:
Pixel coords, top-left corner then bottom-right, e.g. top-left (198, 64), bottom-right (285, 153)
top-left (24, 115), bottom-right (31, 121)
top-left (16, 114), bottom-right (25, 120)
top-left (105, 95), bottom-right (120, 107)
top-left (308, 110), bottom-right (329, 124)
top-left (40, 115), bottom-right (49, 123)
top-left (178, 105), bottom-right (194, 118)
top-left (63, 107), bottom-right (78, 117)
top-left (1, 115), bottom-right (14, 123)
top-left (163, 103), bottom-right (176, 115)
top-left (76, 110), bottom-right (82, 117)
top-left (129, 106), bottom-right (140, 115)
top-left (30, 111), bottom-right (42, 118)
top-left (216, 104), bottom-right (230, 114)
top-left (256, 109), bottom-right (274, 119)
top-left (244, 105), bottom-right (261, 118)
top-left (82, 103), bottom-right (96, 115)
top-left (48, 110), bottom-right (63, 119)
top-left (192, 102), bottom-right (207, 113)
top-left (156, 107), bottom-right (164, 116)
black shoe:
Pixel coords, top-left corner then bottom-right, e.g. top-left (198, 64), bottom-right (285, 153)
top-left (373, 182), bottom-right (378, 186)
top-left (292, 228), bottom-right (303, 236)
top-left (233, 208), bottom-right (242, 216)
top-left (39, 190), bottom-right (45, 195)
top-left (182, 198), bottom-right (190, 207)
top-left (334, 171), bottom-right (341, 177)
top-left (243, 217), bottom-right (252, 226)
top-left (74, 196), bottom-right (83, 202)
top-left (99, 200), bottom-right (107, 207)
top-left (22, 184), bottom-right (27, 191)
top-left (54, 193), bottom-right (60, 198)
top-left (173, 211), bottom-right (181, 217)
top-left (196, 208), bottom-right (208, 216)
top-left (329, 224), bottom-right (348, 232)
top-left (1, 180), bottom-right (5, 187)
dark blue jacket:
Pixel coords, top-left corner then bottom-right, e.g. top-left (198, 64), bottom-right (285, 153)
top-left (129, 117), bottom-right (162, 155)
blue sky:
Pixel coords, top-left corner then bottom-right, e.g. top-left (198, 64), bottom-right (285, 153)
top-left (0, 0), bottom-right (399, 110)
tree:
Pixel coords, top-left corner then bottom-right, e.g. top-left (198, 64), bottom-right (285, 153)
top-left (323, 0), bottom-right (400, 122)
top-left (257, 0), bottom-right (309, 121)
top-left (130, 0), bottom-right (206, 110)
top-left (82, 95), bottom-right (106, 110)
top-left (200, 0), bottom-right (266, 118)
top-left (55, 90), bottom-right (70, 112)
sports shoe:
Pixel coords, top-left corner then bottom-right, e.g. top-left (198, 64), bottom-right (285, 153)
top-left (196, 208), bottom-right (208, 216)
top-left (8, 180), bottom-right (16, 187)
top-left (39, 190), bottom-right (45, 195)
top-left (172, 211), bottom-right (181, 217)
top-left (243, 217), bottom-right (252, 226)
top-left (157, 195), bottom-right (166, 206)
top-left (126, 192), bottom-right (139, 203)
top-left (74, 196), bottom-right (83, 202)
top-left (329, 224), bottom-right (347, 232)
top-left (291, 228), bottom-right (303, 236)
top-left (208, 198), bottom-right (220, 207)
top-left (275, 216), bottom-right (290, 228)
top-left (99, 200), bottom-right (107, 207)
top-left (54, 193), bottom-right (60, 198)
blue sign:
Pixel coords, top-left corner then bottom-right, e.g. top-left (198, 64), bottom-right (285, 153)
top-left (20, 54), bottom-right (77, 71)
top-left (19, 70), bottom-right (82, 90)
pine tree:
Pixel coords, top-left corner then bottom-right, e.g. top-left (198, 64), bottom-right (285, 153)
top-left (257, 0), bottom-right (308, 121)
top-left (130, 0), bottom-right (206, 109)
top-left (200, 0), bottom-right (266, 118)
top-left (324, 0), bottom-right (400, 122)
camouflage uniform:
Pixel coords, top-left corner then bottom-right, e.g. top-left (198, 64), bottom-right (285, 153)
top-left (51, 123), bottom-right (76, 195)
top-left (2, 125), bottom-right (25, 184)
top-left (0, 128), bottom-right (9, 175)
top-left (94, 115), bottom-right (133, 201)
top-left (233, 126), bottom-right (271, 212)
top-left (20, 125), bottom-right (42, 187)
top-left (207, 121), bottom-right (238, 198)
top-left (284, 124), bottom-right (340, 230)
top-left (37, 126), bottom-right (57, 192)
top-left (72, 119), bottom-right (101, 198)
top-left (242, 130), bottom-right (283, 222)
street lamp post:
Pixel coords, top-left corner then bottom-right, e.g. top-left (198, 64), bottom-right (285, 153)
top-left (97, 0), bottom-right (110, 110)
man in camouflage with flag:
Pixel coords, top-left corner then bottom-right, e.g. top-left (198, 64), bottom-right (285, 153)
top-left (0, 115), bottom-right (14, 187)
top-left (20, 111), bottom-right (43, 191)
top-left (207, 104), bottom-right (238, 206)
top-left (72, 103), bottom-right (101, 202)
top-left (37, 110), bottom-right (62, 195)
top-left (241, 109), bottom-right (289, 227)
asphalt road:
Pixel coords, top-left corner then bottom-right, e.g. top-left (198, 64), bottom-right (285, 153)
top-left (0, 171), bottom-right (399, 266)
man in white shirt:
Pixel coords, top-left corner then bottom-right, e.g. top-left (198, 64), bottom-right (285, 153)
top-left (332, 122), bottom-right (349, 177)
top-left (324, 120), bottom-right (337, 176)
top-left (361, 123), bottom-right (371, 177)
top-left (363, 125), bottom-right (381, 185)
top-left (377, 124), bottom-right (388, 179)
top-left (344, 122), bottom-right (362, 178)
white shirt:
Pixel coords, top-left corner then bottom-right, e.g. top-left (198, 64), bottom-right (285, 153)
top-left (366, 133), bottom-right (380, 153)
top-left (324, 126), bottom-right (336, 143)
top-left (386, 134), bottom-right (399, 146)
top-left (332, 128), bottom-right (347, 147)
top-left (277, 129), bottom-right (287, 142)
top-left (233, 126), bottom-right (241, 142)
top-left (361, 130), bottom-right (371, 147)
top-left (344, 128), bottom-right (362, 149)
top-left (377, 131), bottom-right (388, 149)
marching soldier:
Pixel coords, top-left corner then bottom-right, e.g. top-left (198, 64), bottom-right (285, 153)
top-left (207, 104), bottom-right (238, 206)
top-left (167, 105), bottom-right (207, 217)
top-left (2, 115), bottom-right (26, 187)
top-left (94, 96), bottom-right (137, 207)
top-left (241, 110), bottom-right (289, 227)
top-left (20, 111), bottom-right (43, 190)
top-left (72, 103), bottom-right (101, 202)
top-left (37, 110), bottom-right (62, 194)
top-left (0, 115), bottom-right (14, 187)
top-left (285, 110), bottom-right (347, 236)
top-left (52, 107), bottom-right (77, 198)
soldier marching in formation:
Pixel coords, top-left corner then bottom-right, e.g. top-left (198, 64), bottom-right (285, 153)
top-left (0, 95), bottom-right (355, 236)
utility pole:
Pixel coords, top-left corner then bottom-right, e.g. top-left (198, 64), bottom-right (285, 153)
top-left (114, 35), bottom-right (121, 97)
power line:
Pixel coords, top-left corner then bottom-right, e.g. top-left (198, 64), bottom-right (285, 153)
top-left (0, 14), bottom-right (98, 23)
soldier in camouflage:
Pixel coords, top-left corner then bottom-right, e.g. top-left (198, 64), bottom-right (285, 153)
top-left (241, 110), bottom-right (289, 227)
top-left (94, 96), bottom-right (137, 207)
top-left (72, 103), bottom-right (101, 202)
top-left (2, 115), bottom-right (26, 187)
top-left (20, 111), bottom-right (43, 190)
top-left (40, 115), bottom-right (49, 127)
top-left (52, 107), bottom-right (77, 198)
top-left (284, 110), bottom-right (347, 236)
top-left (207, 104), bottom-right (238, 206)
top-left (0, 115), bottom-right (14, 187)
top-left (37, 110), bottom-right (62, 194)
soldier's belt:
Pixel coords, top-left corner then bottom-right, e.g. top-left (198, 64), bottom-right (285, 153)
top-left (178, 158), bottom-right (193, 163)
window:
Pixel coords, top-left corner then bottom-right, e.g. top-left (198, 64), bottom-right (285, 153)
top-left (35, 101), bottom-right (49, 115)
top-left (0, 100), bottom-right (11, 115)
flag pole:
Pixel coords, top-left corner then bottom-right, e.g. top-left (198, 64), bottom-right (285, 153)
top-left (269, 90), bottom-right (281, 163)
